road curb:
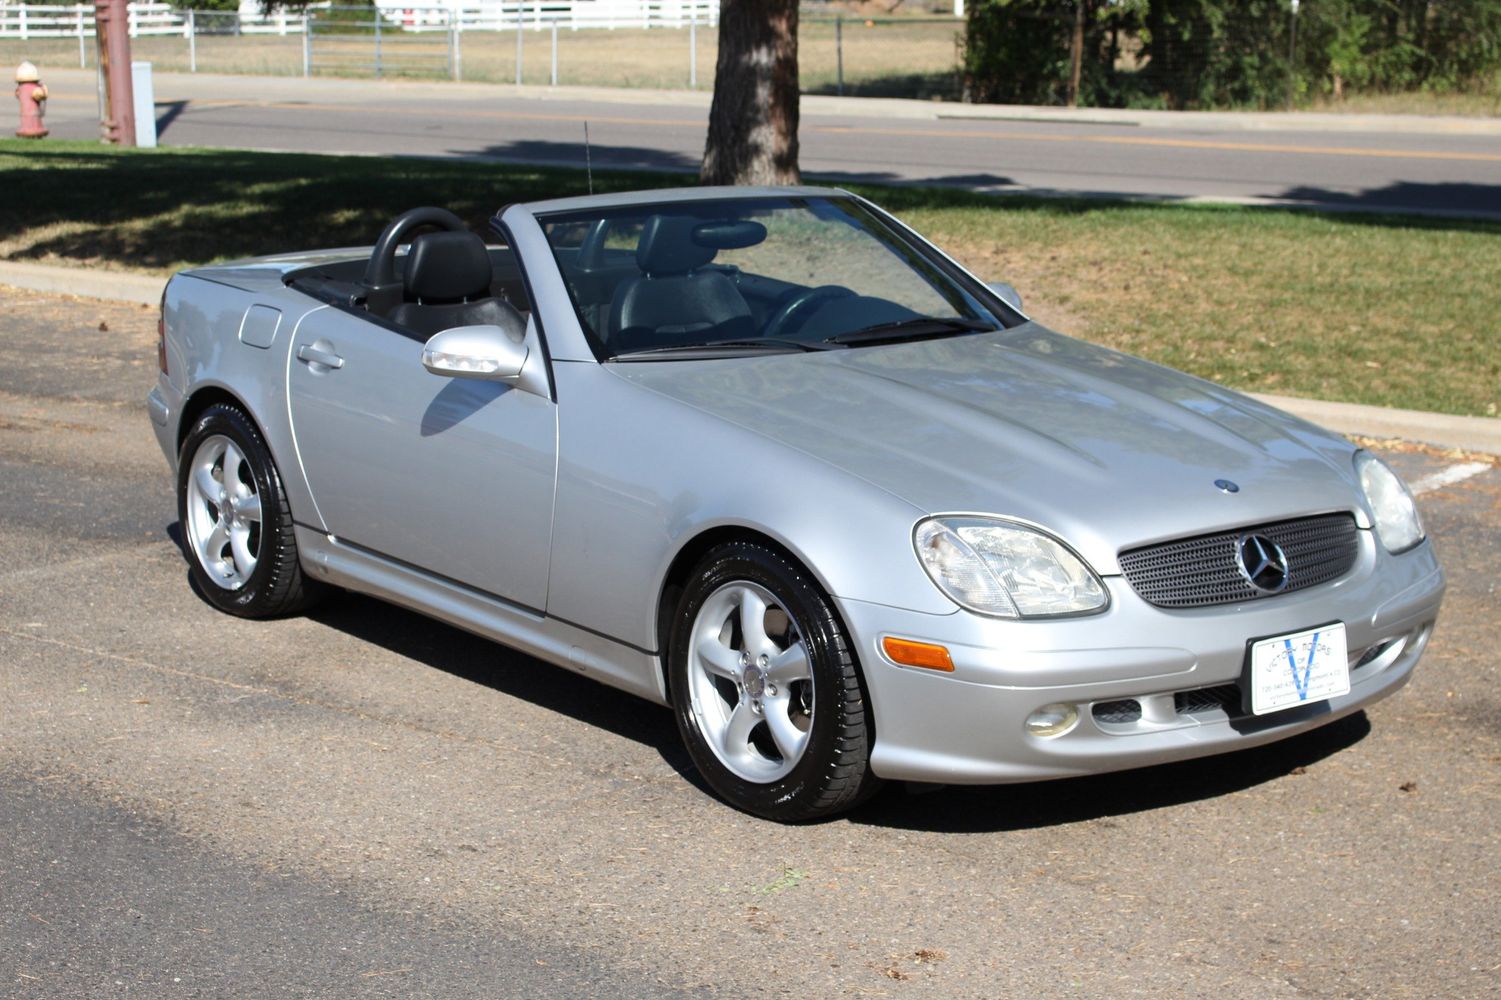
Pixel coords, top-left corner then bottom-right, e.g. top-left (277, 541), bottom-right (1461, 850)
top-left (1251, 393), bottom-right (1501, 457)
top-left (2, 259), bottom-right (1495, 455)
top-left (931, 103), bottom-right (1501, 136)
top-left (0, 260), bottom-right (164, 307)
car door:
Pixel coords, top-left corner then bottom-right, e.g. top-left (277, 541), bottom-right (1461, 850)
top-left (286, 306), bottom-right (557, 612)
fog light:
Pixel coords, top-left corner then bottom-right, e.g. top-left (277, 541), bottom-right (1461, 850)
top-left (1025, 703), bottom-right (1079, 739)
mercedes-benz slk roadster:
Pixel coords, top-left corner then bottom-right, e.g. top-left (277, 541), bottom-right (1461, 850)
top-left (148, 187), bottom-right (1444, 820)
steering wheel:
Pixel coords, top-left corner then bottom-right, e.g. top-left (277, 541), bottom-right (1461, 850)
top-left (362, 206), bottom-right (470, 314)
top-left (762, 285), bottom-right (856, 341)
top-left (575, 218), bottom-right (613, 272)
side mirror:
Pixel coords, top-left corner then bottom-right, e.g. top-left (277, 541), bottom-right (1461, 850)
top-left (421, 324), bottom-right (528, 381)
top-left (988, 282), bottom-right (1023, 313)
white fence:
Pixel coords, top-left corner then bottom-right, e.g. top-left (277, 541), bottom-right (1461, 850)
top-left (0, 0), bottom-right (719, 40)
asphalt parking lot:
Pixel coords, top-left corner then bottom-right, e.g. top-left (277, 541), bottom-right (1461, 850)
top-left (2, 287), bottom-right (1498, 999)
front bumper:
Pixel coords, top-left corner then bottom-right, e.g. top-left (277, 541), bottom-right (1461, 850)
top-left (838, 530), bottom-right (1444, 784)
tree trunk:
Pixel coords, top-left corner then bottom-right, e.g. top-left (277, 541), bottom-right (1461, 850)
top-left (700, 0), bottom-right (800, 186)
top-left (1068, 0), bottom-right (1085, 108)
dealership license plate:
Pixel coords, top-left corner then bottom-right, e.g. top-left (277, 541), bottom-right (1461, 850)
top-left (1247, 623), bottom-right (1350, 716)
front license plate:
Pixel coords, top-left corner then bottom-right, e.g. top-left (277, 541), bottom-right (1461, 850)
top-left (1247, 623), bottom-right (1350, 716)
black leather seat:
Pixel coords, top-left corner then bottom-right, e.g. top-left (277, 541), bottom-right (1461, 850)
top-left (389, 231), bottom-right (526, 338)
top-left (607, 215), bottom-right (754, 349)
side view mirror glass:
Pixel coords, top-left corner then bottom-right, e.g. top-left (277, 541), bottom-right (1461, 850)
top-left (988, 282), bottom-right (1023, 313)
top-left (421, 324), bottom-right (528, 382)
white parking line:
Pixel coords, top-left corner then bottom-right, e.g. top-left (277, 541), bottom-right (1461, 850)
top-left (1410, 462), bottom-right (1494, 496)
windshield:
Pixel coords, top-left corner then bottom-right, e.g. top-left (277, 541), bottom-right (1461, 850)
top-left (538, 195), bottom-right (1014, 360)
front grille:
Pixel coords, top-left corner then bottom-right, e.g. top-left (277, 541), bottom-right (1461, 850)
top-left (1174, 684), bottom-right (1241, 716)
top-left (1119, 513), bottom-right (1359, 609)
top-left (1091, 684), bottom-right (1244, 728)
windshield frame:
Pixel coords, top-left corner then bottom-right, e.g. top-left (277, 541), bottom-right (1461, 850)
top-left (533, 193), bottom-right (1026, 363)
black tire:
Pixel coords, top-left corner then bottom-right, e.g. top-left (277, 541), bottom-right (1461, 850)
top-left (669, 541), bottom-right (880, 821)
top-left (176, 403), bottom-right (323, 618)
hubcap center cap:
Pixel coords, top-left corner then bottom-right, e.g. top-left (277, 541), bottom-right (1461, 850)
top-left (742, 664), bottom-right (766, 699)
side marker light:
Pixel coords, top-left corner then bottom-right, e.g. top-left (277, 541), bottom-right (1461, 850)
top-left (882, 636), bottom-right (954, 672)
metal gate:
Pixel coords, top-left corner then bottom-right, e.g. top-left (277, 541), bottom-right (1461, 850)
top-left (305, 6), bottom-right (457, 80)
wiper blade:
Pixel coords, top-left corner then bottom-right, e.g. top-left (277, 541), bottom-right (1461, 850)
top-left (611, 338), bottom-right (832, 361)
top-left (823, 316), bottom-right (994, 346)
top-left (704, 338), bottom-right (836, 352)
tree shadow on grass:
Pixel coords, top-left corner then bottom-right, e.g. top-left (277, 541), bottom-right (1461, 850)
top-left (833, 177), bottom-right (1501, 235)
top-left (3, 143), bottom-right (1497, 273)
top-left (803, 69), bottom-right (962, 102)
top-left (1271, 180), bottom-right (1501, 221)
top-left (0, 144), bottom-right (665, 269)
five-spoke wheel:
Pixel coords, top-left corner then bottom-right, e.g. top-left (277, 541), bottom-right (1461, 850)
top-left (670, 541), bottom-right (878, 820)
top-left (687, 580), bottom-right (815, 783)
top-left (176, 403), bottom-right (322, 618)
top-left (184, 435), bottom-right (264, 590)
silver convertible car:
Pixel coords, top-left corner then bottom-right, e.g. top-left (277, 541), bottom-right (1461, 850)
top-left (149, 186), bottom-right (1444, 820)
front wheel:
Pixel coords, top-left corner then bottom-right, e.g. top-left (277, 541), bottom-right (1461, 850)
top-left (669, 541), bottom-right (879, 821)
top-left (177, 403), bottom-right (323, 618)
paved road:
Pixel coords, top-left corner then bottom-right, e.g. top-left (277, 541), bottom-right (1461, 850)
top-left (2, 287), bottom-right (1499, 998)
top-left (35, 69), bottom-right (1501, 219)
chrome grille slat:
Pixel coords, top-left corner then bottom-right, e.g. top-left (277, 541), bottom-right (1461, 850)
top-left (1119, 513), bottom-right (1359, 609)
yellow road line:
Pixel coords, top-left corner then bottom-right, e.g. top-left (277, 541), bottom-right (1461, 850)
top-left (811, 123), bottom-right (1501, 162)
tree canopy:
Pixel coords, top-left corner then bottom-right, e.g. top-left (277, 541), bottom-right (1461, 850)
top-left (964, 0), bottom-right (1501, 110)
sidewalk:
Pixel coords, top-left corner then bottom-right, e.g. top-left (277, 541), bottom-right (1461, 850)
top-left (2, 258), bottom-right (1495, 455)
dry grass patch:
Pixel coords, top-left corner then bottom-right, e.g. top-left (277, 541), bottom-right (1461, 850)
top-left (896, 198), bottom-right (1500, 418)
top-left (0, 18), bottom-right (961, 94)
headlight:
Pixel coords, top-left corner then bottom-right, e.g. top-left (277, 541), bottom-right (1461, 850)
top-left (913, 517), bottom-right (1108, 619)
top-left (1355, 451), bottom-right (1424, 553)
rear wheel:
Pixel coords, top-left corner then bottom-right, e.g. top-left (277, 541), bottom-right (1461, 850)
top-left (177, 403), bottom-right (323, 618)
top-left (669, 541), bottom-right (878, 820)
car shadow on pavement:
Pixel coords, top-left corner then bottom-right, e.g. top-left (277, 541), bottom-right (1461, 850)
top-left (168, 524), bottom-right (1373, 829)
top-left (304, 588), bottom-right (698, 775)
top-left (303, 583), bottom-right (1372, 829)
top-left (847, 711), bottom-right (1371, 832)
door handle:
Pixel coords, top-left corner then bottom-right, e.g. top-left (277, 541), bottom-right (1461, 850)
top-left (297, 344), bottom-right (344, 369)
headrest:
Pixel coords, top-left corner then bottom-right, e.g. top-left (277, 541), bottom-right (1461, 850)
top-left (636, 215), bottom-right (716, 277)
top-left (403, 231), bottom-right (492, 302)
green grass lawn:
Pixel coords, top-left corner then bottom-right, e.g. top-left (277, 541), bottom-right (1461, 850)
top-left (1, 140), bottom-right (1495, 418)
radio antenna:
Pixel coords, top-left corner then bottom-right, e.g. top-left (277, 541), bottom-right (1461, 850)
top-left (584, 121), bottom-right (594, 195)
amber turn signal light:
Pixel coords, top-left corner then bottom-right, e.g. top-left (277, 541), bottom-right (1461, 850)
top-left (882, 636), bottom-right (954, 672)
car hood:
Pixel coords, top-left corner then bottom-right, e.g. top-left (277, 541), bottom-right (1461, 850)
top-left (611, 325), bottom-right (1367, 575)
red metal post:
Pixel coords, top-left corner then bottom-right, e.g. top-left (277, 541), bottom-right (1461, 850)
top-left (94, 0), bottom-right (135, 145)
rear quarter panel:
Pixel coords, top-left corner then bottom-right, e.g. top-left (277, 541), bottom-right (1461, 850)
top-left (162, 271), bottom-right (325, 529)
